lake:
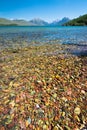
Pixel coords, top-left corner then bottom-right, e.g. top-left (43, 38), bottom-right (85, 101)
top-left (0, 27), bottom-right (87, 130)
top-left (0, 26), bottom-right (87, 53)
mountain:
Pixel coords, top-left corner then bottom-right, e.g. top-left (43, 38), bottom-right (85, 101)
top-left (29, 18), bottom-right (48, 26)
top-left (0, 18), bottom-right (17, 26)
top-left (12, 19), bottom-right (32, 26)
top-left (0, 18), bottom-right (48, 26)
top-left (50, 17), bottom-right (70, 26)
top-left (50, 19), bottom-right (59, 26)
top-left (56, 17), bottom-right (70, 25)
top-left (64, 14), bottom-right (87, 26)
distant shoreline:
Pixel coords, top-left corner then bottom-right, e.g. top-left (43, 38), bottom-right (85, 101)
top-left (0, 25), bottom-right (87, 27)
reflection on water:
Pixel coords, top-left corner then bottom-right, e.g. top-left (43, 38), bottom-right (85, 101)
top-left (0, 26), bottom-right (87, 55)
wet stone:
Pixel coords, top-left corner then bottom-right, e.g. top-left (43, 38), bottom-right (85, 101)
top-left (0, 44), bottom-right (87, 129)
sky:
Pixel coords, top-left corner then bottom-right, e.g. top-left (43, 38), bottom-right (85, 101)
top-left (0, 0), bottom-right (87, 22)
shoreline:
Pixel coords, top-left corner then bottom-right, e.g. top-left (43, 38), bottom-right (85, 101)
top-left (0, 43), bottom-right (87, 129)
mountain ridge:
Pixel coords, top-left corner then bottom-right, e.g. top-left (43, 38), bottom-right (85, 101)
top-left (50, 17), bottom-right (70, 26)
top-left (1, 14), bottom-right (87, 26)
top-left (0, 17), bottom-right (70, 26)
top-left (64, 14), bottom-right (87, 26)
